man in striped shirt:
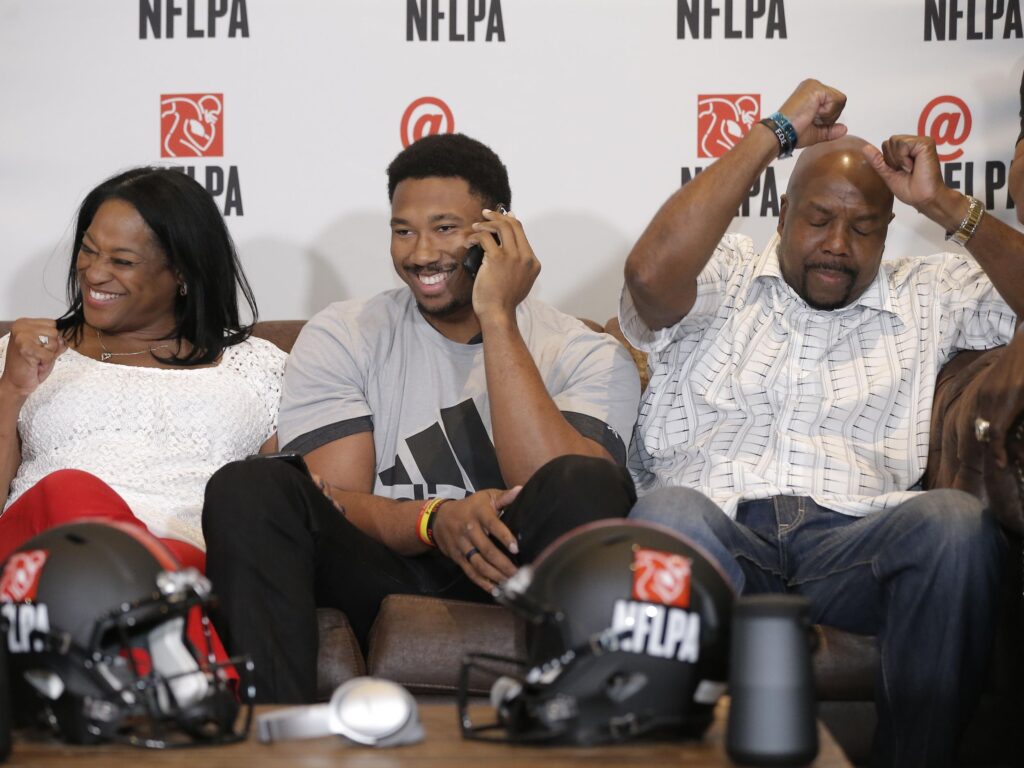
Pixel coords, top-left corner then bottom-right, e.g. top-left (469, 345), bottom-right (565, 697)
top-left (621, 79), bottom-right (1023, 767)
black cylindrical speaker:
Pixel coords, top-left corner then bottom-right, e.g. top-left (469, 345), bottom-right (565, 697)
top-left (0, 620), bottom-right (10, 763)
top-left (726, 594), bottom-right (817, 766)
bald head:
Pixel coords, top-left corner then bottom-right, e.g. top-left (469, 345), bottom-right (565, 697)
top-left (787, 136), bottom-right (894, 214)
top-left (776, 135), bottom-right (896, 311)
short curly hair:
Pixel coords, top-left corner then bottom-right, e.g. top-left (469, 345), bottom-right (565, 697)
top-left (387, 133), bottom-right (512, 209)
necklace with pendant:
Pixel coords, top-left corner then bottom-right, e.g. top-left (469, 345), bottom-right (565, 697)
top-left (95, 328), bottom-right (174, 362)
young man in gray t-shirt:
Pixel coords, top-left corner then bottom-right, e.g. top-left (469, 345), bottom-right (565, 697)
top-left (203, 134), bottom-right (641, 703)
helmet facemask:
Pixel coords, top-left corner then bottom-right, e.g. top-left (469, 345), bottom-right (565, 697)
top-left (2, 522), bottom-right (253, 748)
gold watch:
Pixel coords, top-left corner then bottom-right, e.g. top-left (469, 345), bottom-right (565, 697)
top-left (945, 196), bottom-right (985, 247)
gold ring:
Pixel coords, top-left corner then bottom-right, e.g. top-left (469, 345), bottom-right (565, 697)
top-left (37, 334), bottom-right (49, 347)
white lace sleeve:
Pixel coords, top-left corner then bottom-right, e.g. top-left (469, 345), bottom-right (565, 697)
top-left (225, 336), bottom-right (288, 441)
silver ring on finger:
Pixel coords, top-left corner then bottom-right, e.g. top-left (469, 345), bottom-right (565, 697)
top-left (974, 416), bottom-right (992, 443)
top-left (37, 334), bottom-right (49, 347)
top-left (464, 547), bottom-right (480, 561)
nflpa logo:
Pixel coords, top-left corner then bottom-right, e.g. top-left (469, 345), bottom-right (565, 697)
top-left (0, 550), bottom-right (48, 602)
top-left (632, 548), bottom-right (692, 608)
top-left (161, 93), bottom-right (224, 158)
top-left (697, 94), bottom-right (760, 159)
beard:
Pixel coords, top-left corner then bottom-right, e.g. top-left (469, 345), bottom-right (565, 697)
top-left (798, 262), bottom-right (858, 311)
top-left (415, 293), bottom-right (472, 318)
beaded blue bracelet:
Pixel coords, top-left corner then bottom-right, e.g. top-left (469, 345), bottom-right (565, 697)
top-left (760, 111), bottom-right (798, 158)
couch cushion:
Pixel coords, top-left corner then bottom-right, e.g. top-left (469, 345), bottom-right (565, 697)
top-left (366, 595), bottom-right (525, 695)
top-left (315, 607), bottom-right (366, 701)
top-left (251, 320), bottom-right (305, 354)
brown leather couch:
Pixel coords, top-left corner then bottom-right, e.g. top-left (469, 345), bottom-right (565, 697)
top-left (2, 319), bottom-right (1020, 765)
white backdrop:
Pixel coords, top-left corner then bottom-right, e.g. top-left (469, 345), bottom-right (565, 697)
top-left (1, 0), bottom-right (1021, 324)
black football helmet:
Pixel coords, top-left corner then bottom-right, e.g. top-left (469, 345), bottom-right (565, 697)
top-left (0, 520), bottom-right (252, 747)
top-left (458, 519), bottom-right (736, 745)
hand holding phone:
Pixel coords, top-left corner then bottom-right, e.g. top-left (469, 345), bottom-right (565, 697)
top-left (463, 203), bottom-right (508, 278)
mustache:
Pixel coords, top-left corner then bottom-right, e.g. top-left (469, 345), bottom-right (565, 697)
top-left (804, 261), bottom-right (855, 276)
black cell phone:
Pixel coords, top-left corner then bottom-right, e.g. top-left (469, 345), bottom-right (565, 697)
top-left (463, 203), bottom-right (508, 279)
top-left (463, 243), bottom-right (485, 278)
top-left (245, 451), bottom-right (311, 477)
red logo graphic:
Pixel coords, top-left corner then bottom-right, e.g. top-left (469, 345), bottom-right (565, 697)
top-left (632, 548), bottom-right (692, 608)
top-left (0, 550), bottom-right (48, 602)
top-left (697, 94), bottom-right (760, 159)
top-left (161, 93), bottom-right (224, 158)
top-left (400, 96), bottom-right (455, 148)
top-left (918, 96), bottom-right (972, 162)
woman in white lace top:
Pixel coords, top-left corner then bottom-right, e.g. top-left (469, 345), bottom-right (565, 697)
top-left (0, 167), bottom-right (287, 571)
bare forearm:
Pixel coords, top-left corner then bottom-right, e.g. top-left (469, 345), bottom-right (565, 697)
top-left (330, 489), bottom-right (429, 555)
top-left (1011, 142), bottom-right (1024, 225)
top-left (482, 313), bottom-right (609, 487)
top-left (0, 384), bottom-right (25, 506)
top-left (965, 212), bottom-right (1024, 317)
top-left (918, 187), bottom-right (1024, 317)
top-left (624, 124), bottom-right (779, 331)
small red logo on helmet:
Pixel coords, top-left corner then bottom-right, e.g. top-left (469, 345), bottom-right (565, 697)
top-left (0, 550), bottom-right (48, 602)
top-left (632, 548), bottom-right (692, 608)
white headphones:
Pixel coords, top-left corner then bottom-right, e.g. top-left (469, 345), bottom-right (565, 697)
top-left (256, 677), bottom-right (424, 747)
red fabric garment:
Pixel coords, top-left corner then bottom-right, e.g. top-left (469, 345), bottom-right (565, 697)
top-left (0, 469), bottom-right (205, 570)
top-left (0, 470), bottom-right (234, 680)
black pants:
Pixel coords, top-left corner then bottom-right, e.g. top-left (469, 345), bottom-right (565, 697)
top-left (202, 454), bottom-right (636, 703)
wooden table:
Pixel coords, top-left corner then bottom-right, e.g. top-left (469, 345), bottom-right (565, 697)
top-left (8, 701), bottom-right (852, 767)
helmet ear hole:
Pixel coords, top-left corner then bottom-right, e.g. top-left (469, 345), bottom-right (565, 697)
top-left (2, 521), bottom-right (251, 747)
top-left (604, 671), bottom-right (647, 703)
top-left (459, 519), bottom-right (736, 745)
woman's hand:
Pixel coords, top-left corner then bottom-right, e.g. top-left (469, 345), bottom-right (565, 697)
top-left (1, 319), bottom-right (66, 399)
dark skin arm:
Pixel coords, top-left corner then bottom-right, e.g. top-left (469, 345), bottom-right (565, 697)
top-left (864, 136), bottom-right (1024, 466)
top-left (1010, 139), bottom-right (1024, 226)
top-left (468, 208), bottom-right (613, 488)
top-left (973, 331), bottom-right (1024, 469)
top-left (863, 135), bottom-right (1024, 317)
top-left (623, 79), bottom-right (849, 331)
top-left (304, 432), bottom-right (522, 593)
top-left (0, 319), bottom-right (66, 505)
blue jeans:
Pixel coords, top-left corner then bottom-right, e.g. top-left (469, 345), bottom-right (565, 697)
top-left (630, 488), bottom-right (1005, 768)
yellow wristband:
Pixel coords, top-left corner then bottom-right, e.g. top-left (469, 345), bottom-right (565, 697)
top-left (417, 498), bottom-right (445, 547)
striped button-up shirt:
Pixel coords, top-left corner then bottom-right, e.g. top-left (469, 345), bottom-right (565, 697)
top-left (620, 233), bottom-right (1017, 518)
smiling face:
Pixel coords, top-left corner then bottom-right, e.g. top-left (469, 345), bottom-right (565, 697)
top-left (76, 198), bottom-right (181, 339)
top-left (390, 176), bottom-right (483, 331)
top-left (777, 139), bottom-right (894, 310)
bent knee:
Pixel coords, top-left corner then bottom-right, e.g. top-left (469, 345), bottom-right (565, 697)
top-left (898, 489), bottom-right (999, 552)
top-left (629, 487), bottom-right (726, 532)
top-left (531, 455), bottom-right (636, 504)
top-left (203, 458), bottom-right (301, 535)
